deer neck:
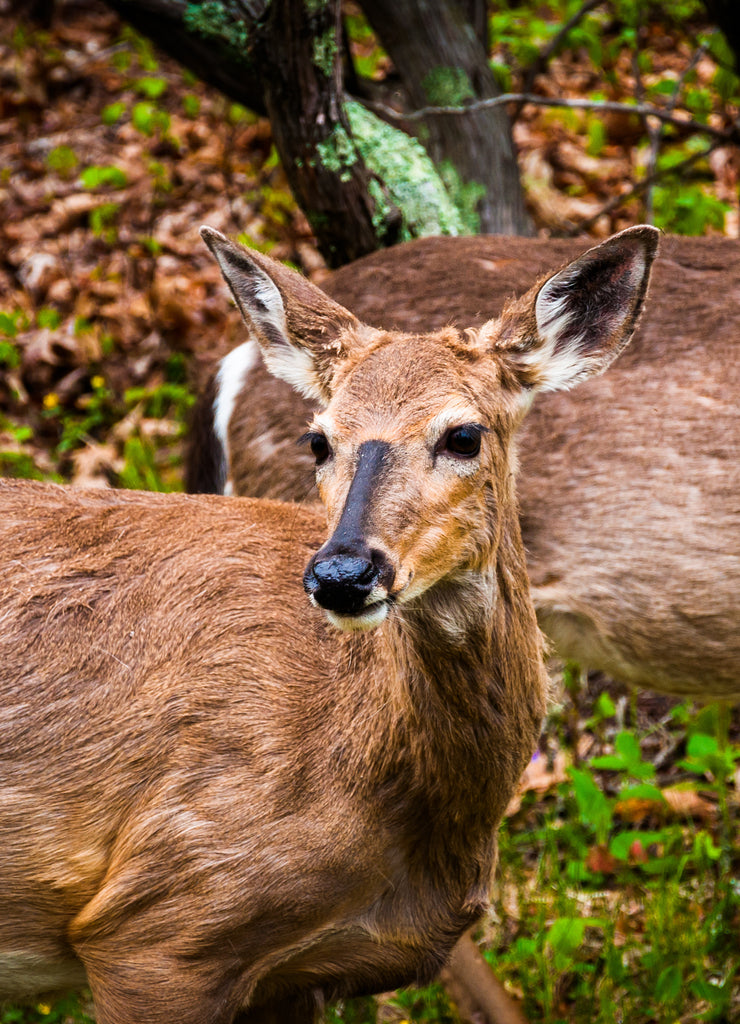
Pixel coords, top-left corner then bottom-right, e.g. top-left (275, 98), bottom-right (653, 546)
top-left (335, 518), bottom-right (546, 877)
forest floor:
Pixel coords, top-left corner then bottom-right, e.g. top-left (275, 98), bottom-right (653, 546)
top-left (0, 3), bottom-right (738, 1023)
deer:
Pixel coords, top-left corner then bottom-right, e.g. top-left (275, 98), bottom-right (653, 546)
top-left (187, 232), bottom-right (740, 703)
top-left (0, 226), bottom-right (657, 1024)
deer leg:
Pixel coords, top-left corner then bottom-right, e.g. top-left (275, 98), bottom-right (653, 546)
top-left (441, 932), bottom-right (529, 1024)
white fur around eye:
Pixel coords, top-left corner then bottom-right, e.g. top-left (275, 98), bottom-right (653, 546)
top-left (436, 452), bottom-right (481, 478)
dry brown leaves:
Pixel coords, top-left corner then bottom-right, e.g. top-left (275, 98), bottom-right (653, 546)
top-left (0, 1), bottom-right (318, 484)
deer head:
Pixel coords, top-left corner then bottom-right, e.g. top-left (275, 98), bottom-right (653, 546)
top-left (201, 225), bottom-right (658, 634)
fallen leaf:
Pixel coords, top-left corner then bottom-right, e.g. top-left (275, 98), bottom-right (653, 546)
top-left (661, 786), bottom-right (717, 824)
top-left (585, 844), bottom-right (618, 874)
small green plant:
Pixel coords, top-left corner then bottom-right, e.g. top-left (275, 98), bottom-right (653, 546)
top-left (0, 340), bottom-right (20, 369)
top-left (80, 165), bottom-right (128, 190)
top-left (135, 75), bottom-right (168, 100)
top-left (653, 180), bottom-right (730, 234)
top-left (132, 100), bottom-right (171, 137)
top-left (227, 102), bottom-right (253, 125)
top-left (117, 434), bottom-right (169, 491)
top-left (0, 416), bottom-right (59, 482)
top-left (36, 307), bottom-right (61, 330)
top-left (0, 309), bottom-right (29, 338)
top-left (138, 235), bottom-right (163, 256)
top-left (45, 375), bottom-right (119, 454)
top-left (182, 93), bottom-right (201, 118)
top-left (90, 202), bottom-right (121, 242)
top-left (101, 100), bottom-right (127, 125)
top-left (147, 160), bottom-right (172, 193)
top-left (120, 24), bottom-right (159, 71)
top-left (45, 144), bottom-right (78, 177)
top-left (0, 994), bottom-right (95, 1023)
top-left (486, 691), bottom-right (740, 1024)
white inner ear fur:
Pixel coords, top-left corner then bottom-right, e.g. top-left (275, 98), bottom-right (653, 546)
top-left (234, 263), bottom-right (327, 405)
top-left (530, 280), bottom-right (589, 393)
top-left (251, 271), bottom-right (287, 325)
top-left (526, 249), bottom-right (646, 393)
top-left (261, 344), bottom-right (326, 405)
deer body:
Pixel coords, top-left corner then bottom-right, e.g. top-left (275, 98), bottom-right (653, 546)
top-left (0, 484), bottom-right (537, 1021)
top-left (188, 234), bottom-right (740, 699)
top-left (0, 228), bottom-right (656, 1022)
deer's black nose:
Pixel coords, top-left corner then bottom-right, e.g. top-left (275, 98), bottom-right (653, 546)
top-left (304, 439), bottom-right (396, 617)
top-left (304, 552), bottom-right (381, 615)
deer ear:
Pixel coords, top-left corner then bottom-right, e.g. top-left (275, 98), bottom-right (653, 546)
top-left (201, 227), bottom-right (360, 404)
top-left (496, 225), bottom-right (660, 393)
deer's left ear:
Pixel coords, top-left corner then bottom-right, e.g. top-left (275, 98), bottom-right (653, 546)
top-left (201, 227), bottom-right (362, 405)
top-left (495, 225), bottom-right (660, 394)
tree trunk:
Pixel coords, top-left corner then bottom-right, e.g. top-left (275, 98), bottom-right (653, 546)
top-left (458, 0), bottom-right (489, 51)
top-left (96, 0), bottom-right (531, 257)
top-left (103, 0), bottom-right (411, 265)
top-left (361, 0), bottom-right (531, 235)
top-left (257, 0), bottom-right (401, 265)
top-left (104, 0), bottom-right (269, 116)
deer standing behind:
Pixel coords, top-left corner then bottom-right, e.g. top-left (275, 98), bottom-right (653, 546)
top-left (0, 228), bottom-right (657, 1024)
top-left (188, 233), bottom-right (740, 701)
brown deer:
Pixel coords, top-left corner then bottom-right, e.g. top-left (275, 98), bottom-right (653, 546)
top-left (0, 226), bottom-right (657, 1024)
top-left (188, 233), bottom-right (740, 701)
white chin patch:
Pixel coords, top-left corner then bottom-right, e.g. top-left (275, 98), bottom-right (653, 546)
top-left (324, 602), bottom-right (390, 633)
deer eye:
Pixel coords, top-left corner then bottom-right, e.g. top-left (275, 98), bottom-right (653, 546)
top-left (436, 424), bottom-right (485, 459)
top-left (300, 431), bottom-right (331, 467)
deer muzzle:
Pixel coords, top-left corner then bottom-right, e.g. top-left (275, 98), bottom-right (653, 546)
top-left (304, 440), bottom-right (397, 631)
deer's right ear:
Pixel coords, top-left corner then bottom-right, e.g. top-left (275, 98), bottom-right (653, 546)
top-left (201, 227), bottom-right (360, 405)
top-left (493, 225), bottom-right (660, 395)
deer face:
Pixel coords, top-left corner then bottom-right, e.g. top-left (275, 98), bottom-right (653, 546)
top-left (201, 224), bottom-right (659, 633)
top-left (301, 332), bottom-right (518, 630)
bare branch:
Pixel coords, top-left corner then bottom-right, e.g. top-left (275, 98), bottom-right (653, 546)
top-left (564, 137), bottom-right (724, 235)
top-left (365, 91), bottom-right (740, 144)
top-left (641, 39), bottom-right (711, 221)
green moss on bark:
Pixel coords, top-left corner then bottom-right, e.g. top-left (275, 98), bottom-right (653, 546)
top-left (421, 66), bottom-right (475, 107)
top-left (315, 122), bottom-right (358, 182)
top-left (344, 100), bottom-right (464, 240)
top-left (183, 2), bottom-right (251, 62)
top-left (312, 27), bottom-right (338, 77)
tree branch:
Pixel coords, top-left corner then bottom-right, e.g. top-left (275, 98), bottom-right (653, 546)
top-left (365, 91), bottom-right (740, 144)
top-left (564, 137), bottom-right (724, 235)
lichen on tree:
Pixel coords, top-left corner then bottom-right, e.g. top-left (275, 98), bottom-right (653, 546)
top-left (345, 100), bottom-right (465, 240)
top-left (183, 1), bottom-right (251, 61)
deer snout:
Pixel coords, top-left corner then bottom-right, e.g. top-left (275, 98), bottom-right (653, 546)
top-left (304, 544), bottom-right (396, 627)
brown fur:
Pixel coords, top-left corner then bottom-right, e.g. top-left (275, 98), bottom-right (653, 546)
top-left (0, 227), bottom-right (657, 1023)
top-left (190, 233), bottom-right (740, 699)
top-left (0, 481), bottom-right (539, 1023)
